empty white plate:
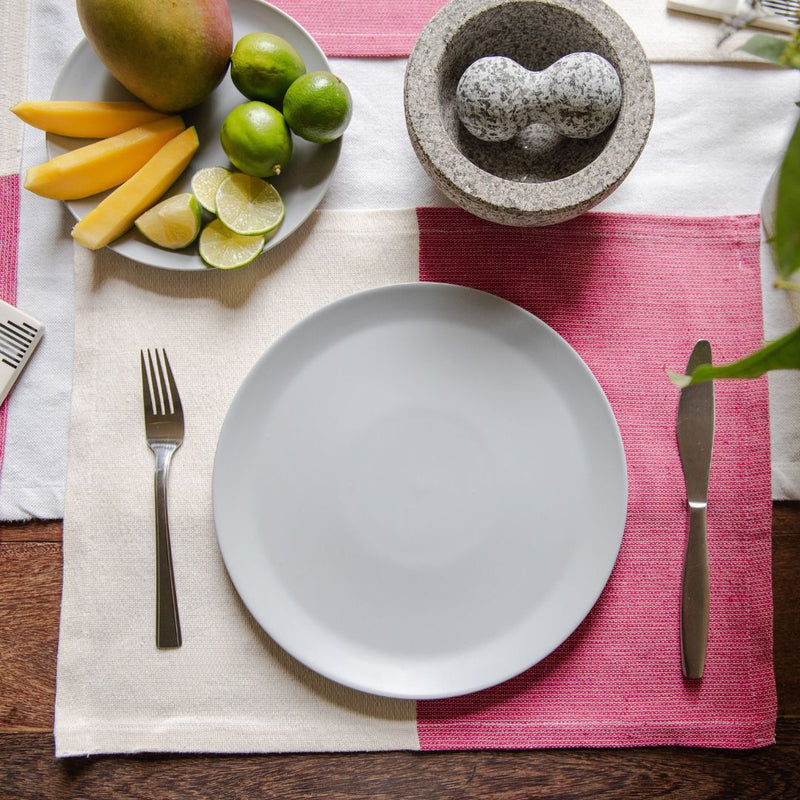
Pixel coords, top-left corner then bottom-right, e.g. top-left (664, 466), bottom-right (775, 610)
top-left (213, 283), bottom-right (627, 698)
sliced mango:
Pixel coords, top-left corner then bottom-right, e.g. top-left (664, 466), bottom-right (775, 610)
top-left (24, 115), bottom-right (185, 200)
top-left (72, 126), bottom-right (200, 251)
top-left (10, 100), bottom-right (169, 138)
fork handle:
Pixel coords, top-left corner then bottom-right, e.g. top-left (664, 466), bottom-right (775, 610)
top-left (153, 445), bottom-right (182, 648)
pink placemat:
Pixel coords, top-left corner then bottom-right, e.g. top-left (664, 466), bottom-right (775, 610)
top-left (0, 174), bottom-right (20, 472)
top-left (271, 0), bottom-right (447, 56)
top-left (415, 209), bottom-right (775, 749)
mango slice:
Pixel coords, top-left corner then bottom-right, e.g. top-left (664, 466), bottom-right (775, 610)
top-left (72, 126), bottom-right (200, 251)
top-left (23, 115), bottom-right (185, 200)
top-left (10, 100), bottom-right (169, 138)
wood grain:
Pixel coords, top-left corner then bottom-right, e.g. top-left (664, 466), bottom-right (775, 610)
top-left (1, 723), bottom-right (799, 800)
top-left (772, 503), bottom-right (800, 717)
top-left (0, 540), bottom-right (60, 731)
top-left (0, 519), bottom-right (62, 543)
top-left (0, 508), bottom-right (798, 799)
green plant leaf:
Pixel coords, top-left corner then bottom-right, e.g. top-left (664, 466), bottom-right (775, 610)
top-left (774, 117), bottom-right (800, 279)
top-left (780, 32), bottom-right (800, 70)
top-left (668, 324), bottom-right (800, 386)
top-left (737, 33), bottom-right (791, 64)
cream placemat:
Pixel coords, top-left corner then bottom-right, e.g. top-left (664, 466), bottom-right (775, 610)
top-left (55, 209), bottom-right (421, 757)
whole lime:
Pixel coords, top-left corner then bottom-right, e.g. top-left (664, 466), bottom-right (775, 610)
top-left (220, 101), bottom-right (293, 178)
top-left (230, 32), bottom-right (306, 107)
top-left (282, 71), bottom-right (353, 144)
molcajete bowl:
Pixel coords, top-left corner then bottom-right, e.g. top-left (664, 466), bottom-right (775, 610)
top-left (403, 0), bottom-right (654, 226)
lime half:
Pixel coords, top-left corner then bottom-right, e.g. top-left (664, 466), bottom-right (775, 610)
top-left (199, 218), bottom-right (266, 269)
top-left (215, 172), bottom-right (285, 235)
top-left (191, 166), bottom-right (231, 214)
top-left (134, 192), bottom-right (201, 250)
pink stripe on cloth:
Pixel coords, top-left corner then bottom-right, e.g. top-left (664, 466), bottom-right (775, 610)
top-left (270, 0), bottom-right (448, 56)
top-left (0, 174), bottom-right (20, 472)
top-left (416, 209), bottom-right (775, 750)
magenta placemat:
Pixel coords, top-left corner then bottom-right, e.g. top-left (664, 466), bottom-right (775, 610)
top-left (415, 209), bottom-right (775, 749)
top-left (271, 0), bottom-right (448, 56)
top-left (0, 174), bottom-right (20, 471)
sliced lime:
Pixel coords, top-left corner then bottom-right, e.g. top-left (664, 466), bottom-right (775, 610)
top-left (190, 166), bottom-right (231, 214)
top-left (134, 192), bottom-right (201, 250)
top-left (215, 172), bottom-right (285, 236)
top-left (198, 218), bottom-right (266, 269)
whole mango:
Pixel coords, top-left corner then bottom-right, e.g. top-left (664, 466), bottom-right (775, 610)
top-left (76, 0), bottom-right (233, 113)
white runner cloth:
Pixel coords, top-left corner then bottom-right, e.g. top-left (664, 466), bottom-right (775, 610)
top-left (4, 1), bottom-right (800, 519)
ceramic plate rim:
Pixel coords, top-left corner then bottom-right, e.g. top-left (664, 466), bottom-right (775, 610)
top-left (47, 0), bottom-right (339, 271)
top-left (212, 283), bottom-right (628, 699)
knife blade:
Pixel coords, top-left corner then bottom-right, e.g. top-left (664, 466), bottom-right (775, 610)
top-left (676, 339), bottom-right (715, 679)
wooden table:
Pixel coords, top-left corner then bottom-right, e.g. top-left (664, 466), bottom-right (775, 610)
top-left (2, 509), bottom-right (798, 799)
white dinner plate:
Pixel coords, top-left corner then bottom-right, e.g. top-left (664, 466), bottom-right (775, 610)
top-left (213, 283), bottom-right (628, 698)
top-left (47, 0), bottom-right (340, 270)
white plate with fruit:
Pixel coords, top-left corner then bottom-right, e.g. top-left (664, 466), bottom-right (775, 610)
top-left (32, 0), bottom-right (346, 270)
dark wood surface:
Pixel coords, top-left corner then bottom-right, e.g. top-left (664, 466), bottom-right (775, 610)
top-left (1, 507), bottom-right (798, 800)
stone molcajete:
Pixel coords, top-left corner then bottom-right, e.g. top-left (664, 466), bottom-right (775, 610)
top-left (76, 0), bottom-right (233, 113)
top-left (403, 0), bottom-right (655, 227)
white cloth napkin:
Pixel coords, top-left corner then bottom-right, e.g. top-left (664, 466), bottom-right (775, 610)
top-left (610, 0), bottom-right (787, 62)
top-left (4, 0), bottom-right (79, 519)
top-left (0, 0), bottom-right (29, 174)
top-left (5, 0), bottom-right (800, 523)
top-left (55, 210), bottom-right (422, 756)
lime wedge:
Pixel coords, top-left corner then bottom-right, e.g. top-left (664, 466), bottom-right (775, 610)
top-left (215, 172), bottom-right (285, 236)
top-left (134, 192), bottom-right (201, 250)
top-left (198, 218), bottom-right (266, 269)
top-left (191, 166), bottom-right (231, 214)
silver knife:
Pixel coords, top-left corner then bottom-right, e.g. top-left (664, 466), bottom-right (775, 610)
top-left (676, 339), bottom-right (715, 679)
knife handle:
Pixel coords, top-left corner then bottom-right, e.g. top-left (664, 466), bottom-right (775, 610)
top-left (681, 503), bottom-right (709, 679)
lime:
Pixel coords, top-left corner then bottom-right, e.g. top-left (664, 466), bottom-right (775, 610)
top-left (282, 71), bottom-right (353, 144)
top-left (220, 101), bottom-right (292, 178)
top-left (134, 192), bottom-right (201, 250)
top-left (198, 218), bottom-right (266, 269)
top-left (215, 172), bottom-right (285, 236)
top-left (230, 32), bottom-right (306, 108)
top-left (190, 166), bottom-right (231, 214)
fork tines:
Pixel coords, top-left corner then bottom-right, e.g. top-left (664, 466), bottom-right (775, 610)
top-left (140, 349), bottom-right (182, 418)
top-left (762, 0), bottom-right (800, 18)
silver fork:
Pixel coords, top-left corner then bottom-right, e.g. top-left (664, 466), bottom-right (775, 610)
top-left (140, 349), bottom-right (184, 648)
top-left (667, 0), bottom-right (799, 32)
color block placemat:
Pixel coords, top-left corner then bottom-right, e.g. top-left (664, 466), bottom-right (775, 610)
top-left (56, 209), bottom-right (775, 754)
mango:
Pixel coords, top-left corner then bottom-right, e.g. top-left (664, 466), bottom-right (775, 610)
top-left (24, 115), bottom-right (185, 200)
top-left (10, 100), bottom-right (169, 137)
top-left (72, 126), bottom-right (200, 250)
top-left (76, 0), bottom-right (233, 113)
